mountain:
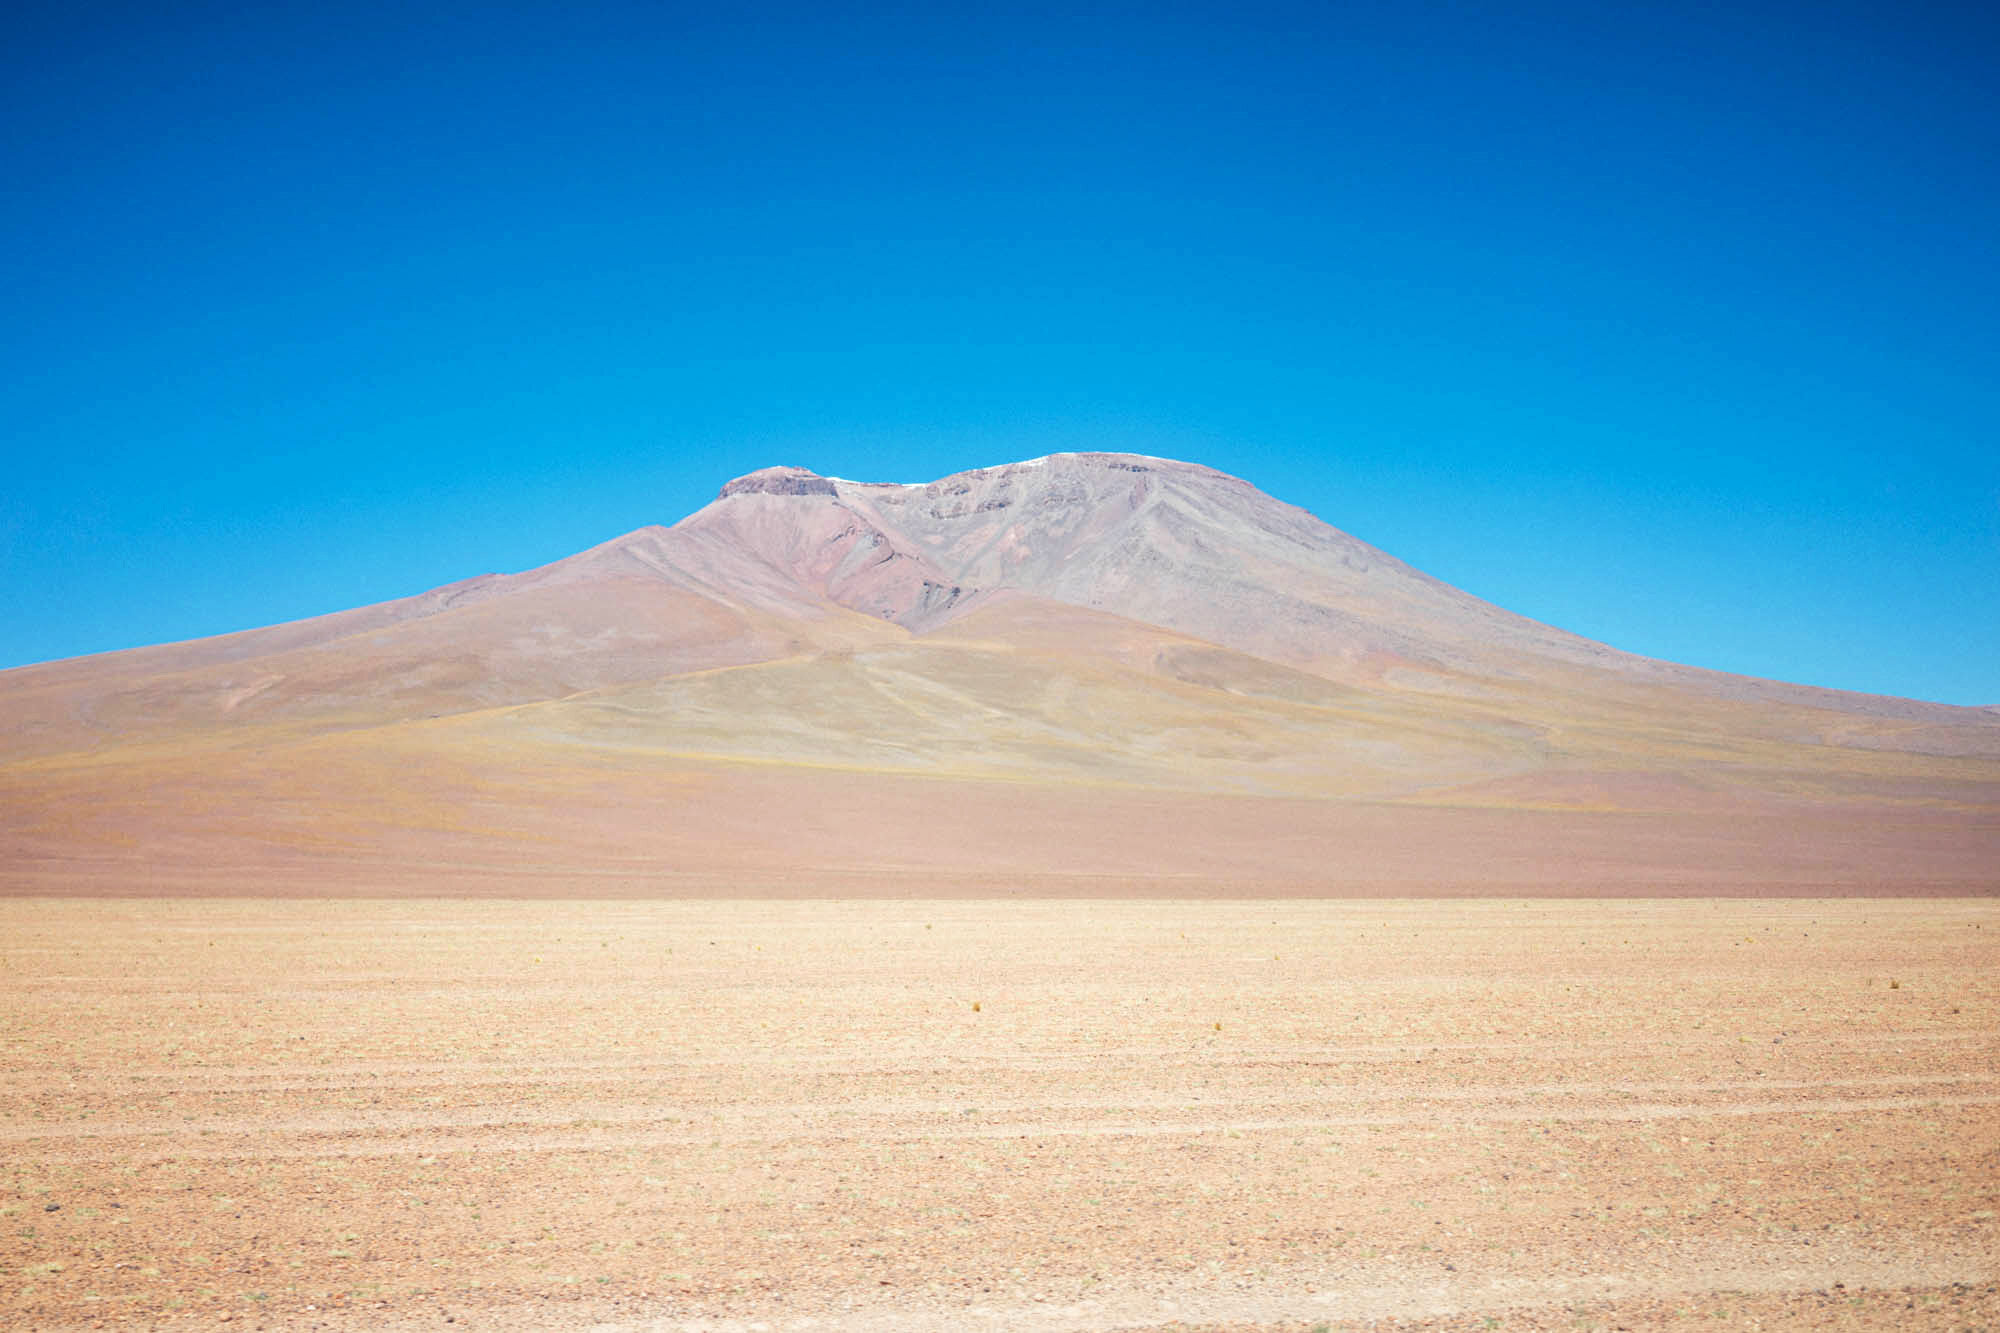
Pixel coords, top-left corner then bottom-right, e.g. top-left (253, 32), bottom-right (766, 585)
top-left (4, 452), bottom-right (1996, 896)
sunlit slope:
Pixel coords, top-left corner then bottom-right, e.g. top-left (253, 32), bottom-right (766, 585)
top-left (463, 594), bottom-right (2000, 807)
top-left (485, 642), bottom-right (1533, 796)
top-left (6, 694), bottom-right (1995, 894)
top-left (0, 572), bottom-right (905, 759)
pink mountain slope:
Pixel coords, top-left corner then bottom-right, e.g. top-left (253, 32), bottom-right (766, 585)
top-left (3, 453), bottom-right (1995, 894)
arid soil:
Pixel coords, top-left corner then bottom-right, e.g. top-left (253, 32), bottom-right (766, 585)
top-left (3, 898), bottom-right (1995, 1331)
top-left (7, 749), bottom-right (1998, 899)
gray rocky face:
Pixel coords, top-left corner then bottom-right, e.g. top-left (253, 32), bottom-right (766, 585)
top-left (658, 452), bottom-right (1992, 727)
top-left (678, 452), bottom-right (1617, 672)
top-left (717, 468), bottom-right (840, 499)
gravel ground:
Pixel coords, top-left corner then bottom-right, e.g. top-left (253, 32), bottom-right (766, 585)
top-left (3, 898), bottom-right (1994, 1331)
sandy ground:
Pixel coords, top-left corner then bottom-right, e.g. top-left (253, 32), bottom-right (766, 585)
top-left (6, 751), bottom-right (1997, 898)
top-left (3, 898), bottom-right (1995, 1332)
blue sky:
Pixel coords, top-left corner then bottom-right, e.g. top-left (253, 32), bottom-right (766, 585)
top-left (4, 0), bottom-right (1996, 703)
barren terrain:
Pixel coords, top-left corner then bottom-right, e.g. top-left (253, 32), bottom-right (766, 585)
top-left (5, 454), bottom-right (1996, 1329)
top-left (5, 897), bottom-right (1995, 1331)
top-left (6, 454), bottom-right (1997, 898)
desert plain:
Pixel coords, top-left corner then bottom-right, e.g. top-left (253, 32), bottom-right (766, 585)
top-left (6, 455), bottom-right (1999, 1330)
top-left (4, 895), bottom-right (1996, 1332)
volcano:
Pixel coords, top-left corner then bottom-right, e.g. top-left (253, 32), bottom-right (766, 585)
top-left (5, 452), bottom-right (1996, 896)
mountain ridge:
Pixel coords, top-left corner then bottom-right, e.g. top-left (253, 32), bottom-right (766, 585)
top-left (4, 451), bottom-right (1993, 730)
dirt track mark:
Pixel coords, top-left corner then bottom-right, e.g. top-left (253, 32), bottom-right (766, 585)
top-left (15, 1091), bottom-right (2000, 1166)
top-left (567, 1242), bottom-right (1997, 1333)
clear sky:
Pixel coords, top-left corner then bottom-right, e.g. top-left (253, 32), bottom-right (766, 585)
top-left (4, 0), bottom-right (1996, 704)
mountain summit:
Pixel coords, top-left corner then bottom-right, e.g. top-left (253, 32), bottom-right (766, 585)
top-left (677, 453), bottom-right (1597, 662)
top-left (3, 452), bottom-right (1996, 894)
top-left (495, 451), bottom-right (1654, 684)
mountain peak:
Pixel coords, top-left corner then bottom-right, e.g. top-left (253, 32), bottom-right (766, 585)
top-left (717, 466), bottom-right (837, 499)
top-left (718, 452), bottom-right (1234, 501)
